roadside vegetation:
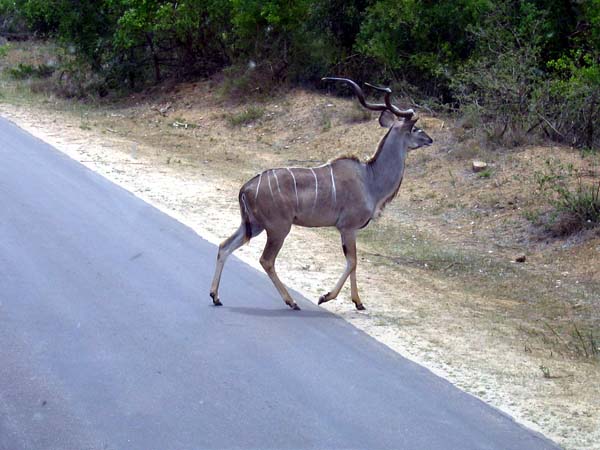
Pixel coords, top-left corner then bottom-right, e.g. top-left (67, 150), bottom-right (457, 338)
top-left (0, 0), bottom-right (599, 149)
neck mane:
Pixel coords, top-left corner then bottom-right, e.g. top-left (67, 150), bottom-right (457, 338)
top-left (366, 128), bottom-right (392, 164)
top-left (366, 127), bottom-right (408, 216)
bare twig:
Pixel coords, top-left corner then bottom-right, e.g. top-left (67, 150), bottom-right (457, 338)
top-left (526, 119), bottom-right (543, 134)
top-left (543, 321), bottom-right (568, 347)
top-left (573, 323), bottom-right (589, 358)
top-left (538, 113), bottom-right (565, 139)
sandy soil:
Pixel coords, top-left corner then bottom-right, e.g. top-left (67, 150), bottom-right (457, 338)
top-left (1, 89), bottom-right (599, 449)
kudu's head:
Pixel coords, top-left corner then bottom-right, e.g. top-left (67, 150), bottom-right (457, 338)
top-left (322, 77), bottom-right (433, 150)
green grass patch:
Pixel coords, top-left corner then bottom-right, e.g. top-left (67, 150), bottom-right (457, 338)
top-left (318, 108), bottom-right (332, 132)
top-left (477, 167), bottom-right (494, 178)
top-left (226, 106), bottom-right (265, 127)
top-left (0, 44), bottom-right (9, 58)
top-left (6, 62), bottom-right (54, 79)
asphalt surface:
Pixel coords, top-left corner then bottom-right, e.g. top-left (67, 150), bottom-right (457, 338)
top-left (0, 115), bottom-right (559, 450)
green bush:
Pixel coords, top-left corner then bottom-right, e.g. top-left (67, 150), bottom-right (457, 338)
top-left (226, 106), bottom-right (265, 126)
top-left (0, 44), bottom-right (8, 58)
top-left (6, 62), bottom-right (54, 79)
top-left (536, 51), bottom-right (600, 149)
top-left (0, 0), bottom-right (24, 34)
top-left (356, 0), bottom-right (489, 100)
top-left (452, 1), bottom-right (600, 150)
top-left (217, 63), bottom-right (281, 102)
top-left (451, 2), bottom-right (546, 146)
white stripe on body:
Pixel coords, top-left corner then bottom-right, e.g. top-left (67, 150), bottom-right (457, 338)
top-left (267, 170), bottom-right (274, 200)
top-left (328, 164), bottom-right (336, 204)
top-left (310, 168), bottom-right (318, 212)
top-left (273, 169), bottom-right (281, 194)
top-left (286, 168), bottom-right (299, 208)
top-left (255, 173), bottom-right (262, 200)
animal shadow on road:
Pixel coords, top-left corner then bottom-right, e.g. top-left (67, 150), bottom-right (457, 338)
top-left (225, 305), bottom-right (334, 319)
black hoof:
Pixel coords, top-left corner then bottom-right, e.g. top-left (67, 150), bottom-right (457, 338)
top-left (318, 293), bottom-right (331, 305)
top-left (291, 303), bottom-right (301, 311)
top-left (355, 303), bottom-right (366, 311)
top-left (210, 292), bottom-right (223, 306)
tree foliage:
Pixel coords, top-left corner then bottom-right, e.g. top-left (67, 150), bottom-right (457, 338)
top-left (0, 0), bottom-right (599, 148)
top-left (356, 0), bottom-right (489, 99)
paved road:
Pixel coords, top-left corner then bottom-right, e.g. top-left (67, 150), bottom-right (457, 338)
top-left (0, 116), bottom-right (557, 450)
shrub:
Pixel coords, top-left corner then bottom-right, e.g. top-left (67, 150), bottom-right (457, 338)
top-left (534, 158), bottom-right (600, 234)
top-left (6, 62), bottom-right (54, 79)
top-left (356, 0), bottom-right (489, 100)
top-left (0, 0), bottom-right (31, 35)
top-left (535, 51), bottom-right (600, 149)
top-left (217, 63), bottom-right (282, 102)
top-left (453, 1), bottom-right (600, 151)
top-left (451, 2), bottom-right (546, 146)
top-left (226, 106), bottom-right (265, 126)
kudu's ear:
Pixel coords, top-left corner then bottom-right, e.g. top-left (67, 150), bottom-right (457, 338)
top-left (401, 117), bottom-right (418, 130)
top-left (379, 110), bottom-right (396, 128)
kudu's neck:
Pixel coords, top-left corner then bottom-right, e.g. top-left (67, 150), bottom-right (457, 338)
top-left (366, 127), bottom-right (408, 208)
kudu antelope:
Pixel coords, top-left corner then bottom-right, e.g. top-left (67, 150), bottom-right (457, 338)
top-left (210, 77), bottom-right (433, 310)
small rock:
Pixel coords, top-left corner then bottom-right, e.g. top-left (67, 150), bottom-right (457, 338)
top-left (472, 160), bottom-right (488, 172)
top-left (515, 255), bottom-right (527, 263)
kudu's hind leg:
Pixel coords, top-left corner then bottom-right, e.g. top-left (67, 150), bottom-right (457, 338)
top-left (318, 230), bottom-right (365, 310)
top-left (349, 268), bottom-right (365, 310)
top-left (260, 227), bottom-right (300, 310)
top-left (210, 224), bottom-right (250, 306)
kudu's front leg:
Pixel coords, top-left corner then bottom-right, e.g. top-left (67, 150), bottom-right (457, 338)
top-left (318, 230), bottom-right (365, 310)
top-left (260, 227), bottom-right (301, 310)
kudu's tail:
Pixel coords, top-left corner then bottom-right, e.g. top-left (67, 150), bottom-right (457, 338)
top-left (238, 189), bottom-right (263, 242)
